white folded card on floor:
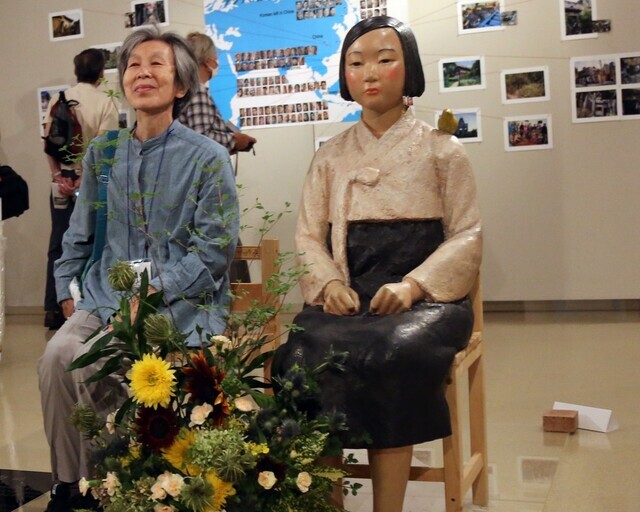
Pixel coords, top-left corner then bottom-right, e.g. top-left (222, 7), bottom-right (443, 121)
top-left (553, 401), bottom-right (619, 433)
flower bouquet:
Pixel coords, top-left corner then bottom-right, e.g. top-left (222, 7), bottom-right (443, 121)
top-left (68, 257), bottom-right (358, 512)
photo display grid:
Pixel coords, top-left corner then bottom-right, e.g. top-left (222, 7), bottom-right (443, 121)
top-left (571, 52), bottom-right (640, 122)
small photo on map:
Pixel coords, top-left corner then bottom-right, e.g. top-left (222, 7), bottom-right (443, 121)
top-left (295, 0), bottom-right (339, 20)
top-left (458, 1), bottom-right (503, 35)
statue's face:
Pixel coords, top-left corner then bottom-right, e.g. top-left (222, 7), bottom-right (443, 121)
top-left (344, 28), bottom-right (405, 114)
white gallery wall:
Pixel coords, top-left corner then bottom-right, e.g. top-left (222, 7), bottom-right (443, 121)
top-left (0, 0), bottom-right (638, 311)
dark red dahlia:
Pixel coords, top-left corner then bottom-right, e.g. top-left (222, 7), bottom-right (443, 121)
top-left (182, 351), bottom-right (230, 426)
top-left (135, 405), bottom-right (179, 451)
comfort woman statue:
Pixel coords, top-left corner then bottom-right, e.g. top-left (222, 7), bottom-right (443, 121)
top-left (274, 15), bottom-right (482, 512)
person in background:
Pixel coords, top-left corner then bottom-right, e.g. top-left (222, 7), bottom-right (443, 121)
top-left (43, 49), bottom-right (119, 330)
top-left (180, 31), bottom-right (256, 282)
top-left (38, 27), bottom-right (239, 511)
top-left (179, 31), bottom-right (256, 155)
top-left (274, 16), bottom-right (481, 511)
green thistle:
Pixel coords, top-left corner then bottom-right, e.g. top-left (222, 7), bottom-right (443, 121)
top-left (69, 403), bottom-right (103, 437)
top-left (179, 476), bottom-right (214, 512)
top-left (188, 428), bottom-right (255, 483)
top-left (108, 261), bottom-right (136, 292)
top-left (143, 313), bottom-right (181, 349)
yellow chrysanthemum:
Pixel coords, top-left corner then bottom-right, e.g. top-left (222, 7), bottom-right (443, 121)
top-left (129, 353), bottom-right (176, 409)
top-left (162, 428), bottom-right (200, 475)
top-left (204, 471), bottom-right (236, 511)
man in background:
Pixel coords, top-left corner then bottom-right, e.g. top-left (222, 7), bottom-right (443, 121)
top-left (43, 48), bottom-right (118, 329)
top-left (179, 31), bottom-right (256, 155)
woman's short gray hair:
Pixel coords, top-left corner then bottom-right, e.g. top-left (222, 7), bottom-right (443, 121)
top-left (118, 26), bottom-right (199, 118)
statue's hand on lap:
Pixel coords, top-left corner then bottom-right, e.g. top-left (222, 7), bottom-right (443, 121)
top-left (370, 278), bottom-right (427, 315)
top-left (323, 280), bottom-right (361, 316)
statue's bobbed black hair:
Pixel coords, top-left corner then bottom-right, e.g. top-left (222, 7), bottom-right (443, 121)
top-left (339, 16), bottom-right (425, 102)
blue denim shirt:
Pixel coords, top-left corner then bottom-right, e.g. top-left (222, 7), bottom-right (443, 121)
top-left (55, 120), bottom-right (239, 345)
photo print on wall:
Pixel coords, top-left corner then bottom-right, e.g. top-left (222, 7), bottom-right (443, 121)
top-left (571, 52), bottom-right (640, 121)
top-left (501, 66), bottom-right (550, 104)
top-left (48, 9), bottom-right (83, 42)
top-left (457, 1), bottom-right (504, 35)
top-left (560, 0), bottom-right (597, 40)
top-left (435, 108), bottom-right (483, 143)
top-left (439, 56), bottom-right (486, 93)
top-left (504, 114), bottom-right (552, 152)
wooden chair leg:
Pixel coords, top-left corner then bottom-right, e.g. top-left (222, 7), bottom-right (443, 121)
top-left (469, 354), bottom-right (489, 506)
top-left (443, 375), bottom-right (464, 512)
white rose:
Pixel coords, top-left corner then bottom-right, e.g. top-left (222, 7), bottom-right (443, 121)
top-left (296, 471), bottom-right (312, 493)
top-left (150, 481), bottom-right (167, 501)
top-left (257, 471), bottom-right (277, 490)
top-left (189, 403), bottom-right (214, 427)
top-left (102, 472), bottom-right (120, 497)
top-left (210, 335), bottom-right (231, 345)
top-left (78, 477), bottom-right (90, 496)
top-left (154, 505), bottom-right (175, 512)
top-left (161, 473), bottom-right (184, 498)
top-left (105, 411), bottom-right (117, 435)
top-left (234, 395), bottom-right (258, 412)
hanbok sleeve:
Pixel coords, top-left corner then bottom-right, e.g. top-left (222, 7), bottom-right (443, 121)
top-left (406, 134), bottom-right (482, 302)
top-left (295, 155), bottom-right (345, 305)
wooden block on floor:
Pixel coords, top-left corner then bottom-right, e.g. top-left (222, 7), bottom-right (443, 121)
top-left (543, 409), bottom-right (579, 433)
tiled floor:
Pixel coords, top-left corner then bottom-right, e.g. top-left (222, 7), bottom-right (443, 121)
top-left (1, 309), bottom-right (639, 511)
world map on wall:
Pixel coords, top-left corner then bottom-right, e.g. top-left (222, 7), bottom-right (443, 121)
top-left (204, 0), bottom-right (394, 129)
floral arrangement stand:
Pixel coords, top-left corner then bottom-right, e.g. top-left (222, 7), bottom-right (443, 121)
top-left (68, 249), bottom-right (359, 512)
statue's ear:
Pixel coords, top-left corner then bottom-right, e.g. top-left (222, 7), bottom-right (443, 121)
top-left (437, 108), bottom-right (459, 135)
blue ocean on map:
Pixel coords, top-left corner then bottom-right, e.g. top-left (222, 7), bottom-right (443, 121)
top-left (204, 0), bottom-right (362, 127)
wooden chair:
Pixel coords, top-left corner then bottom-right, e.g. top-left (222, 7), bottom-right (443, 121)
top-left (347, 276), bottom-right (489, 512)
top-left (229, 239), bottom-right (281, 379)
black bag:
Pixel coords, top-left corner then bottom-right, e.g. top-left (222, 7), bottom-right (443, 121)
top-left (43, 91), bottom-right (83, 165)
top-left (0, 165), bottom-right (29, 219)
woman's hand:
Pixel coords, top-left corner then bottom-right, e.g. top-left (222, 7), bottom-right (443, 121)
top-left (61, 298), bottom-right (75, 319)
top-left (370, 278), bottom-right (427, 315)
top-left (323, 280), bottom-right (360, 316)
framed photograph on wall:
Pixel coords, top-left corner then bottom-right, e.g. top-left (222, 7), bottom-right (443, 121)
top-left (48, 9), bottom-right (84, 42)
top-left (504, 114), bottom-right (552, 152)
top-left (621, 54), bottom-right (640, 85)
top-left (571, 55), bottom-right (616, 89)
top-left (130, 0), bottom-right (169, 28)
top-left (91, 43), bottom-right (122, 74)
top-left (570, 54), bottom-right (621, 122)
top-left (434, 108), bottom-right (483, 143)
top-left (501, 66), bottom-right (550, 104)
top-left (439, 56), bottom-right (486, 93)
top-left (574, 89), bottom-right (618, 121)
top-left (621, 88), bottom-right (640, 118)
top-left (560, 0), bottom-right (597, 41)
top-left (37, 85), bottom-right (69, 137)
top-left (457, 1), bottom-right (504, 35)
